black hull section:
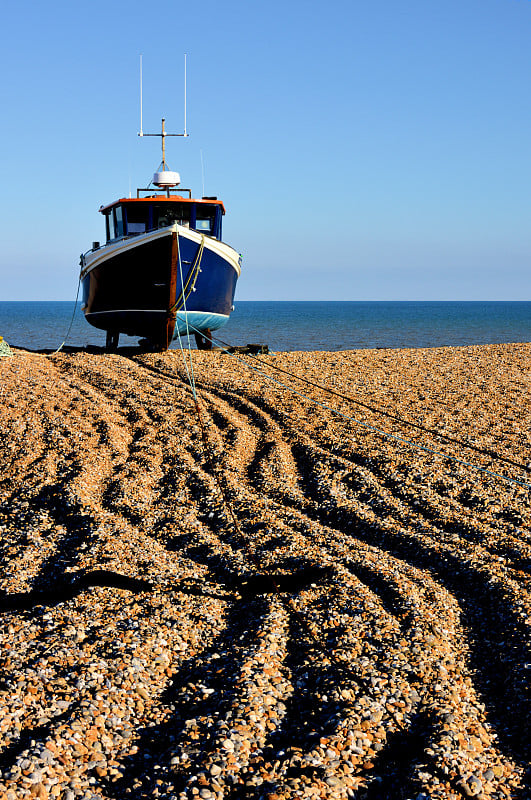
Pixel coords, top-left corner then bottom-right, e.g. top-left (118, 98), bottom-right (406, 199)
top-left (82, 235), bottom-right (173, 340)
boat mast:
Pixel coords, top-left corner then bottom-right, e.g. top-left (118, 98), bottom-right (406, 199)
top-left (162, 117), bottom-right (167, 169)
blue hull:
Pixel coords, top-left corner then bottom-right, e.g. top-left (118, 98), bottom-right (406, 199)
top-left (175, 234), bottom-right (237, 317)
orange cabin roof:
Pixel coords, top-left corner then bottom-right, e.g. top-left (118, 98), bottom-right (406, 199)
top-left (99, 196), bottom-right (226, 215)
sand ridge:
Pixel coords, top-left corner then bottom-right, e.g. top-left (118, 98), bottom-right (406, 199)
top-left (0, 343), bottom-right (530, 799)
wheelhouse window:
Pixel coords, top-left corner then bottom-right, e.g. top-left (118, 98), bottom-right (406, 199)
top-left (125, 203), bottom-right (149, 234)
top-left (153, 203), bottom-right (190, 229)
top-left (106, 206), bottom-right (125, 241)
top-left (195, 204), bottom-right (216, 234)
top-left (104, 199), bottom-right (222, 241)
top-left (115, 206), bottom-right (124, 238)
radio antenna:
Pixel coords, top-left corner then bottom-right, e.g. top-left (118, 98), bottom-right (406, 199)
top-left (138, 55), bottom-right (189, 142)
top-left (184, 53), bottom-right (187, 136)
top-left (138, 55), bottom-right (189, 188)
top-left (139, 54), bottom-right (143, 137)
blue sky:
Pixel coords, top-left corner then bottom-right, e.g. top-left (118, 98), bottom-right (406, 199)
top-left (0, 0), bottom-right (529, 300)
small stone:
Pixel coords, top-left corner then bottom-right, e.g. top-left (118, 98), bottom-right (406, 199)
top-left (457, 776), bottom-right (483, 797)
top-left (30, 784), bottom-right (48, 799)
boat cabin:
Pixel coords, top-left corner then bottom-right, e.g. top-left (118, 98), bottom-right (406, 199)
top-left (99, 196), bottom-right (225, 243)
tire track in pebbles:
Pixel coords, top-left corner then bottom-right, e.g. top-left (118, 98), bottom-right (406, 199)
top-left (245, 419), bottom-right (531, 784)
top-left (108, 597), bottom-right (291, 799)
top-left (185, 364), bottom-right (529, 795)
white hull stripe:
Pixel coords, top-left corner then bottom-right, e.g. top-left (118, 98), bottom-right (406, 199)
top-left (82, 224), bottom-right (241, 279)
top-left (86, 309), bottom-right (166, 315)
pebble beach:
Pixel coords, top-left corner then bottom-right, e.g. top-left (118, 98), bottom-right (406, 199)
top-left (0, 343), bottom-right (530, 800)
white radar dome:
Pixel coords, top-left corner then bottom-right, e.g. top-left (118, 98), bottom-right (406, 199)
top-left (153, 170), bottom-right (181, 187)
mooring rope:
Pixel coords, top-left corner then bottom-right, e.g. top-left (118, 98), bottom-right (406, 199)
top-left (51, 275), bottom-right (82, 354)
top-left (169, 234), bottom-right (205, 317)
top-left (174, 234), bottom-right (199, 399)
top-left (182, 322), bottom-right (531, 492)
top-left (209, 334), bottom-right (530, 476)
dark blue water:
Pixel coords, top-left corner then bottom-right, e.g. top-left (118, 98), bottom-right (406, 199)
top-left (0, 301), bottom-right (529, 352)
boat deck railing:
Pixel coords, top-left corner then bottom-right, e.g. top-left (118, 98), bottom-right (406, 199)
top-left (136, 187), bottom-right (192, 198)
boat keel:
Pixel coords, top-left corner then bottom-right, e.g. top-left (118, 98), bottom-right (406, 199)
top-left (194, 328), bottom-right (213, 350)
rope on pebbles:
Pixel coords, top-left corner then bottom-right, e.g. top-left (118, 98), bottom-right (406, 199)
top-left (184, 323), bottom-right (531, 493)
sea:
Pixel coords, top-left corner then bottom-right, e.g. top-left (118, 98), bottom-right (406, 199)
top-left (0, 301), bottom-right (529, 352)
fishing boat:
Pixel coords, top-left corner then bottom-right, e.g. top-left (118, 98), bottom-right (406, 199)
top-left (80, 116), bottom-right (242, 351)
